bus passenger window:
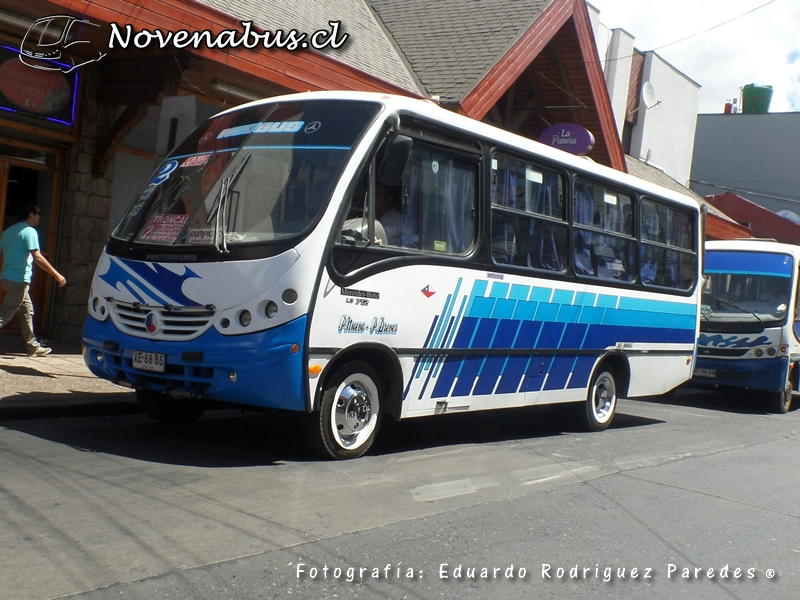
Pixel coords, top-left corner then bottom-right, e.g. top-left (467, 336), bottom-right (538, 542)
top-left (573, 179), bottom-right (634, 282)
top-left (490, 154), bottom-right (566, 270)
top-left (640, 198), bottom-right (696, 290)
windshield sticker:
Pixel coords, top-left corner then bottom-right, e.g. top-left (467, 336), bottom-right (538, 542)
top-left (180, 154), bottom-right (211, 168)
top-left (217, 120), bottom-right (305, 139)
top-left (139, 214), bottom-right (189, 243)
top-left (151, 160), bottom-right (178, 186)
top-left (187, 228), bottom-right (215, 244)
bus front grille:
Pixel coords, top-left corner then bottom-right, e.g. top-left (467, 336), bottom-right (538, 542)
top-left (110, 303), bottom-right (215, 340)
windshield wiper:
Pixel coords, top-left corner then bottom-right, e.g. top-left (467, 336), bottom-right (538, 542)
top-left (708, 294), bottom-right (763, 324)
top-left (208, 153), bottom-right (251, 253)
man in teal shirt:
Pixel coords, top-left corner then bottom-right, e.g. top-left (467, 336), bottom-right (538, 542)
top-left (0, 204), bottom-right (67, 356)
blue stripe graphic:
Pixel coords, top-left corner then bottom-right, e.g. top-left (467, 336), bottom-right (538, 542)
top-left (417, 275), bottom-right (696, 402)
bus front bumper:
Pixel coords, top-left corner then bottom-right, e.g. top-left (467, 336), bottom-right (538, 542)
top-left (691, 356), bottom-right (789, 393)
top-left (82, 316), bottom-right (308, 411)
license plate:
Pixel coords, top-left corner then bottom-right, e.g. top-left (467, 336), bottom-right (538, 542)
top-left (132, 351), bottom-right (166, 373)
top-left (694, 368), bottom-right (716, 378)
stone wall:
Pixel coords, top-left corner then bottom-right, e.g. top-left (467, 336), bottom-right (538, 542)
top-left (49, 65), bottom-right (116, 342)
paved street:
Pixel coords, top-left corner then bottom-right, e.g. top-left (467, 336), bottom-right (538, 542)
top-left (1, 347), bottom-right (798, 600)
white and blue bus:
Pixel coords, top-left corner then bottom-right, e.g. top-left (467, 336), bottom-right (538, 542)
top-left (83, 91), bottom-right (702, 459)
top-left (692, 239), bottom-right (800, 413)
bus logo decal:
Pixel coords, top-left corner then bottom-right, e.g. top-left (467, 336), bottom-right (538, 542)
top-left (699, 333), bottom-right (770, 348)
top-left (341, 288), bottom-right (379, 300)
top-left (145, 311), bottom-right (159, 334)
top-left (99, 257), bottom-right (202, 307)
top-left (370, 317), bottom-right (398, 335)
top-left (339, 315), bottom-right (367, 334)
top-left (421, 285), bottom-right (436, 298)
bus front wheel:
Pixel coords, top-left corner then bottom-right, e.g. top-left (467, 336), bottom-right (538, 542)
top-left (578, 367), bottom-right (618, 432)
top-left (769, 363), bottom-right (796, 415)
top-left (136, 389), bottom-right (206, 425)
top-left (302, 361), bottom-right (382, 460)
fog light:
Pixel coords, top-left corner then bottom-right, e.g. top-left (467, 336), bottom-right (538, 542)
top-left (239, 310), bottom-right (252, 327)
top-left (754, 348), bottom-right (764, 357)
top-left (265, 301), bottom-right (278, 318)
top-left (95, 351), bottom-right (104, 363)
top-left (767, 347), bottom-right (777, 356)
top-left (282, 288), bottom-right (298, 304)
top-left (228, 370), bottom-right (237, 383)
top-left (92, 297), bottom-right (99, 311)
top-left (220, 318), bottom-right (230, 329)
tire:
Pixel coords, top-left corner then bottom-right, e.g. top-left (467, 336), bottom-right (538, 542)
top-left (767, 364), bottom-right (795, 414)
top-left (302, 361), bottom-right (382, 460)
top-left (136, 389), bottom-right (206, 425)
top-left (577, 366), bottom-right (618, 432)
top-left (769, 384), bottom-right (793, 414)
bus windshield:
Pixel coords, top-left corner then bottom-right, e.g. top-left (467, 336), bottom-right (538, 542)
top-left (702, 251), bottom-right (794, 325)
top-left (112, 99), bottom-right (381, 248)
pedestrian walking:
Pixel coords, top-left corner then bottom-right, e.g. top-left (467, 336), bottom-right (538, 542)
top-left (0, 203), bottom-right (67, 356)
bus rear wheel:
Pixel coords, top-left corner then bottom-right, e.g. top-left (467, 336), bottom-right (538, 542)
top-left (578, 366), bottom-right (618, 431)
top-left (136, 389), bottom-right (206, 425)
top-left (302, 361), bottom-right (382, 460)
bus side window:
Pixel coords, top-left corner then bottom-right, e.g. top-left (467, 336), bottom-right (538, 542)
top-left (490, 154), bottom-right (567, 271)
top-left (573, 181), bottom-right (595, 275)
top-left (403, 144), bottom-right (476, 254)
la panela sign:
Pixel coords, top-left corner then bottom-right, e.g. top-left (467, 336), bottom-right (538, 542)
top-left (539, 123), bottom-right (595, 156)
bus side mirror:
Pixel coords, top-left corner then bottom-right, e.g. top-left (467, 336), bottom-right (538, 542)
top-left (377, 134), bottom-right (413, 187)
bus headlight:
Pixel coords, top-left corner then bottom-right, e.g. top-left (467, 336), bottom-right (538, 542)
top-left (767, 347), bottom-right (778, 356)
top-left (265, 301), bottom-right (278, 318)
top-left (754, 349), bottom-right (764, 357)
top-left (238, 310), bottom-right (252, 327)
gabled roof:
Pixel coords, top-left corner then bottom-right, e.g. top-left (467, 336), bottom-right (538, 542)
top-left (370, 0), bottom-right (553, 103)
top-left (371, 0), bottom-right (625, 171)
top-left (198, 0), bottom-right (420, 93)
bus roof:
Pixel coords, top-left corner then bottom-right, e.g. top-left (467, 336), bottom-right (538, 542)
top-left (707, 239), bottom-right (800, 257)
top-left (216, 90), bottom-right (701, 212)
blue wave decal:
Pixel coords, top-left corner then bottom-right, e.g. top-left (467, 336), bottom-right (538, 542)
top-left (699, 334), bottom-right (770, 348)
top-left (100, 258), bottom-right (201, 306)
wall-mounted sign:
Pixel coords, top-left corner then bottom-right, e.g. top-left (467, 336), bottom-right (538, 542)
top-left (0, 45), bottom-right (78, 126)
top-left (538, 123), bottom-right (595, 156)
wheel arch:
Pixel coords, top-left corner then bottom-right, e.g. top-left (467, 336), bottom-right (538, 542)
top-left (313, 343), bottom-right (404, 418)
top-left (593, 351), bottom-right (631, 398)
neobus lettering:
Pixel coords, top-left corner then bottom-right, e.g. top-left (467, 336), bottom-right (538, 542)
top-left (217, 121), bottom-right (305, 139)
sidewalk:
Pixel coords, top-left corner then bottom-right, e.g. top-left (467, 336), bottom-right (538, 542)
top-left (0, 334), bottom-right (138, 420)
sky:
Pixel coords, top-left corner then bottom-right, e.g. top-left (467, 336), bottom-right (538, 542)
top-left (588, 0), bottom-right (800, 114)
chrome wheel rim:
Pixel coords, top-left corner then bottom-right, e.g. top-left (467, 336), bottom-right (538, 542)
top-left (330, 374), bottom-right (379, 449)
top-left (592, 372), bottom-right (616, 424)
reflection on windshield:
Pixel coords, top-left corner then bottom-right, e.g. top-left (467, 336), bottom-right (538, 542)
top-left (112, 100), bottom-right (380, 247)
top-left (701, 271), bottom-right (792, 323)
